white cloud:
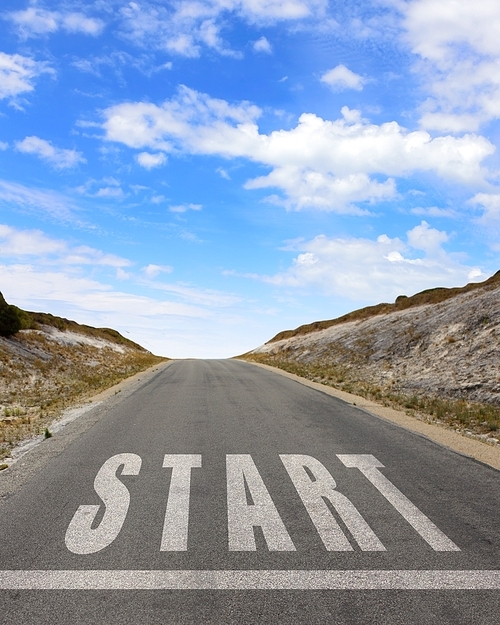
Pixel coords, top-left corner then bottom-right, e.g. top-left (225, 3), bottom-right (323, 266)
top-left (7, 7), bottom-right (104, 38)
top-left (142, 264), bottom-right (173, 278)
top-left (95, 186), bottom-right (124, 198)
top-left (0, 224), bottom-right (65, 256)
top-left (65, 246), bottom-right (131, 268)
top-left (403, 0), bottom-right (500, 131)
top-left (217, 167), bottom-right (231, 179)
top-left (0, 52), bottom-right (53, 101)
top-left (251, 222), bottom-right (485, 301)
top-left (469, 192), bottom-right (500, 250)
top-left (0, 264), bottom-right (206, 319)
top-left (410, 206), bottom-right (458, 218)
top-left (102, 88), bottom-right (495, 212)
top-left (469, 192), bottom-right (500, 224)
top-left (146, 281), bottom-right (242, 308)
top-left (119, 2), bottom-right (222, 58)
top-left (15, 136), bottom-right (85, 169)
top-left (169, 203), bottom-right (202, 213)
top-left (0, 141), bottom-right (7, 150)
top-left (238, 0), bottom-right (324, 21)
top-left (320, 64), bottom-right (366, 91)
top-left (253, 36), bottom-right (272, 53)
top-left (117, 0), bottom-right (324, 57)
top-left (136, 151), bottom-right (167, 169)
top-left (62, 12), bottom-right (104, 35)
top-left (0, 223), bottom-right (257, 357)
top-left (245, 171), bottom-right (394, 213)
top-left (0, 179), bottom-right (76, 221)
top-left (0, 258), bottom-right (263, 357)
top-left (75, 177), bottom-right (124, 199)
top-left (0, 224), bottom-right (130, 268)
top-left (406, 220), bottom-right (448, 253)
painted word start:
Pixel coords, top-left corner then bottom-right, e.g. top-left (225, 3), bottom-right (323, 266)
top-left (65, 453), bottom-right (459, 555)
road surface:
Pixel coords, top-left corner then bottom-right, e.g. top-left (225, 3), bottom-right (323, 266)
top-left (0, 359), bottom-right (498, 623)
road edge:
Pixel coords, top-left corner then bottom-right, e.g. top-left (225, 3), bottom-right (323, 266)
top-left (243, 360), bottom-right (500, 471)
top-left (0, 360), bottom-right (175, 503)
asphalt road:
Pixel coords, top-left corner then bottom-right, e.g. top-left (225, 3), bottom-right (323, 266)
top-left (0, 359), bottom-right (498, 624)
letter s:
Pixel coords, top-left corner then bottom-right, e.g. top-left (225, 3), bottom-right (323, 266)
top-left (65, 453), bottom-right (142, 555)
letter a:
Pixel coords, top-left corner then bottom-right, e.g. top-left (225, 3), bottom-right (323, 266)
top-left (227, 454), bottom-right (295, 551)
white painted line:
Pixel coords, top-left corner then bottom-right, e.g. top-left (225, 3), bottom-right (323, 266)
top-left (337, 455), bottom-right (460, 551)
top-left (161, 455), bottom-right (202, 551)
top-left (227, 455), bottom-right (295, 551)
top-left (280, 454), bottom-right (385, 551)
top-left (0, 570), bottom-right (498, 590)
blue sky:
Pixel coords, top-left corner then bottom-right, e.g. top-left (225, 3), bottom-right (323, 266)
top-left (1, 0), bottom-right (499, 357)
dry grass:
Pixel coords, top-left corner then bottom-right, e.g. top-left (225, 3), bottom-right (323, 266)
top-left (240, 353), bottom-right (500, 445)
top-left (0, 330), bottom-right (166, 461)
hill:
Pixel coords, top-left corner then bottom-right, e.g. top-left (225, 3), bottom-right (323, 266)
top-left (242, 274), bottom-right (500, 446)
top-left (0, 293), bottom-right (166, 463)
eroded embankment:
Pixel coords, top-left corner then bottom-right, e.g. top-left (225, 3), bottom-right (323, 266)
top-left (244, 282), bottom-right (500, 446)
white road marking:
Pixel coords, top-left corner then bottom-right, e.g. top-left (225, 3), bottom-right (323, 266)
top-left (226, 454), bottom-right (296, 551)
top-left (0, 570), bottom-right (497, 590)
top-left (280, 454), bottom-right (385, 551)
top-left (65, 453), bottom-right (142, 555)
top-left (337, 454), bottom-right (460, 551)
top-left (161, 455), bottom-right (202, 551)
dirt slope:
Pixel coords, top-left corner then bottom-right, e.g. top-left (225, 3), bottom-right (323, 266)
top-left (244, 273), bottom-right (500, 444)
top-left (0, 299), bottom-right (166, 462)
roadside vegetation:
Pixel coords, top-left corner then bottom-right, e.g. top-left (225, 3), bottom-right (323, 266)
top-left (0, 293), bottom-right (166, 462)
top-left (241, 353), bottom-right (500, 445)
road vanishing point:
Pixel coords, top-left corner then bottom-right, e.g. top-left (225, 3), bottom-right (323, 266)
top-left (0, 359), bottom-right (498, 624)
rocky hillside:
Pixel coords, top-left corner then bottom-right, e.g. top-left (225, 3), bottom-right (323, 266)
top-left (243, 273), bottom-right (500, 444)
top-left (0, 293), bottom-right (166, 462)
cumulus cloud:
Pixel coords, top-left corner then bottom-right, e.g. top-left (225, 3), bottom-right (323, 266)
top-left (15, 136), bottom-right (86, 169)
top-left (320, 64), bottom-right (366, 91)
top-left (136, 151), bottom-right (167, 169)
top-left (403, 0), bottom-right (500, 131)
top-left (0, 52), bottom-right (53, 101)
top-left (7, 7), bottom-right (104, 38)
top-left (102, 87), bottom-right (495, 212)
top-left (253, 36), bottom-right (272, 53)
top-left (252, 222), bottom-right (485, 301)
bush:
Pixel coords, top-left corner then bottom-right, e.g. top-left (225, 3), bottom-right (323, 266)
top-left (0, 293), bottom-right (22, 337)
